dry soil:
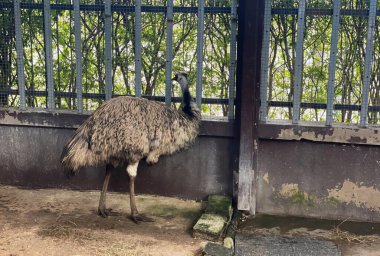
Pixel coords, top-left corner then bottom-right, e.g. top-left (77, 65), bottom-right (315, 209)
top-left (0, 185), bottom-right (206, 256)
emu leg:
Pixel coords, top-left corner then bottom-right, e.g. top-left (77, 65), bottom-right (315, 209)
top-left (127, 162), bottom-right (154, 224)
top-left (98, 164), bottom-right (113, 217)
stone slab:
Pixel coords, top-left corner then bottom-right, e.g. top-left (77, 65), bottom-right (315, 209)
top-left (203, 242), bottom-right (233, 256)
top-left (193, 213), bottom-right (227, 240)
top-left (235, 234), bottom-right (341, 256)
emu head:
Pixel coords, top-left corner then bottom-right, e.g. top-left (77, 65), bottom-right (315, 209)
top-left (172, 72), bottom-right (189, 91)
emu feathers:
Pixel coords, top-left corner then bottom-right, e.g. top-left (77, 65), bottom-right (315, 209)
top-left (61, 73), bottom-right (200, 173)
top-left (61, 92), bottom-right (200, 173)
top-left (60, 72), bottom-right (200, 223)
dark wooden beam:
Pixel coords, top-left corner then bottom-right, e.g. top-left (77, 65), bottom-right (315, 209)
top-left (236, 0), bottom-right (264, 212)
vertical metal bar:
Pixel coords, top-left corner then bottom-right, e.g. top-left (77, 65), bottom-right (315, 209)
top-left (227, 0), bottom-right (238, 119)
top-left (73, 0), bottom-right (83, 113)
top-left (14, 0), bottom-right (26, 110)
top-left (259, 0), bottom-right (272, 122)
top-left (134, 0), bottom-right (142, 97)
top-left (104, 0), bottom-right (112, 100)
top-left (292, 0), bottom-right (306, 124)
top-left (360, 0), bottom-right (377, 127)
top-left (165, 0), bottom-right (174, 106)
top-left (43, 0), bottom-right (55, 110)
top-left (326, 0), bottom-right (341, 126)
top-left (195, 0), bottom-right (205, 108)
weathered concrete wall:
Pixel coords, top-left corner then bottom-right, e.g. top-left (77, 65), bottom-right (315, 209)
top-left (0, 111), bottom-right (237, 200)
top-left (256, 139), bottom-right (380, 222)
top-left (2, 110), bottom-right (380, 222)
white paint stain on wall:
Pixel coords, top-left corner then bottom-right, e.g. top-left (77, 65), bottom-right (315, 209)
top-left (263, 172), bottom-right (270, 184)
top-left (328, 180), bottom-right (380, 212)
top-left (279, 183), bottom-right (303, 198)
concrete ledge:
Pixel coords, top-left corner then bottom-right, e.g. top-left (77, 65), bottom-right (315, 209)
top-left (259, 121), bottom-right (380, 146)
top-left (0, 108), bottom-right (235, 137)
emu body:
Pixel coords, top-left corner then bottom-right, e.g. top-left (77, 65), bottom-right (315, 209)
top-left (60, 73), bottom-right (200, 222)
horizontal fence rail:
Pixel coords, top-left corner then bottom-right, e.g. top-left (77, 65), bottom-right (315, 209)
top-left (260, 0), bottom-right (380, 127)
top-left (0, 3), bottom-right (231, 13)
top-left (2, 2), bottom-right (380, 16)
top-left (267, 101), bottom-right (380, 112)
top-left (0, 89), bottom-right (229, 104)
top-left (0, 2), bottom-right (237, 118)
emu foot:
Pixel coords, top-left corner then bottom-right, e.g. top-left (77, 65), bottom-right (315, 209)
top-left (98, 207), bottom-right (119, 218)
top-left (130, 213), bottom-right (155, 224)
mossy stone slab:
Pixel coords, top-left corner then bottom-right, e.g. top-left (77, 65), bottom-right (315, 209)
top-left (193, 213), bottom-right (227, 240)
top-left (205, 195), bottom-right (232, 219)
top-left (203, 242), bottom-right (234, 256)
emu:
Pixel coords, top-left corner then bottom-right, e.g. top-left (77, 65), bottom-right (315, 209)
top-left (60, 73), bottom-right (201, 223)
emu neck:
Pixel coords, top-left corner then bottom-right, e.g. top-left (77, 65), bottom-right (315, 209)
top-left (181, 88), bottom-right (195, 118)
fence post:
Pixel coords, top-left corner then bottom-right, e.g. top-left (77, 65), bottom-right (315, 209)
top-left (236, 0), bottom-right (264, 213)
top-left (73, 0), bottom-right (83, 113)
top-left (196, 0), bottom-right (205, 108)
top-left (134, 0), bottom-right (142, 97)
top-left (14, 0), bottom-right (26, 110)
top-left (259, 0), bottom-right (272, 122)
top-left (360, 0), bottom-right (377, 127)
top-left (292, 0), bottom-right (306, 124)
top-left (165, 0), bottom-right (174, 106)
top-left (227, 0), bottom-right (238, 120)
top-left (43, 0), bottom-right (55, 110)
top-left (326, 0), bottom-right (341, 126)
top-left (104, 0), bottom-right (112, 101)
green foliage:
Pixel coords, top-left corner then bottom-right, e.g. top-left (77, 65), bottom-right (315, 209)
top-left (268, 0), bottom-right (380, 124)
top-left (3, 0), bottom-right (380, 123)
top-left (0, 1), bottom-right (234, 117)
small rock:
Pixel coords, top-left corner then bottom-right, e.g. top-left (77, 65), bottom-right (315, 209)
top-left (223, 237), bottom-right (234, 249)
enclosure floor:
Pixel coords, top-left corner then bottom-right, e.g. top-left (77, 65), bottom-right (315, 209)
top-left (0, 185), bottom-right (206, 256)
top-left (238, 214), bottom-right (380, 256)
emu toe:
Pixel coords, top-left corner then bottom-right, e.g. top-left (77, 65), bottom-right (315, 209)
top-left (97, 207), bottom-right (113, 218)
top-left (130, 214), bottom-right (155, 224)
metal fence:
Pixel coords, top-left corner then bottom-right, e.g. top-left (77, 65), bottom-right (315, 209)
top-left (0, 0), bottom-right (237, 118)
top-left (260, 0), bottom-right (380, 127)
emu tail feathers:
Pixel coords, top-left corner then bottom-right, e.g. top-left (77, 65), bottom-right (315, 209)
top-left (60, 123), bottom-right (94, 175)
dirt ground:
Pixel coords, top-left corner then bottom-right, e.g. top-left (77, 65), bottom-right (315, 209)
top-left (0, 185), bottom-right (207, 256)
top-left (2, 185), bottom-right (380, 256)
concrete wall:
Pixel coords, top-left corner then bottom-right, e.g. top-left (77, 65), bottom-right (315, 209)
top-left (2, 110), bottom-right (380, 222)
top-left (0, 110), bottom-right (237, 200)
top-left (256, 139), bottom-right (380, 222)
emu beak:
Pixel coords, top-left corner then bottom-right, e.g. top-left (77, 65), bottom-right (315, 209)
top-left (172, 74), bottom-right (178, 81)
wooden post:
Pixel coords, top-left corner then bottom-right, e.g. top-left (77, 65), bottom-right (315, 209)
top-left (236, 0), bottom-right (264, 213)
